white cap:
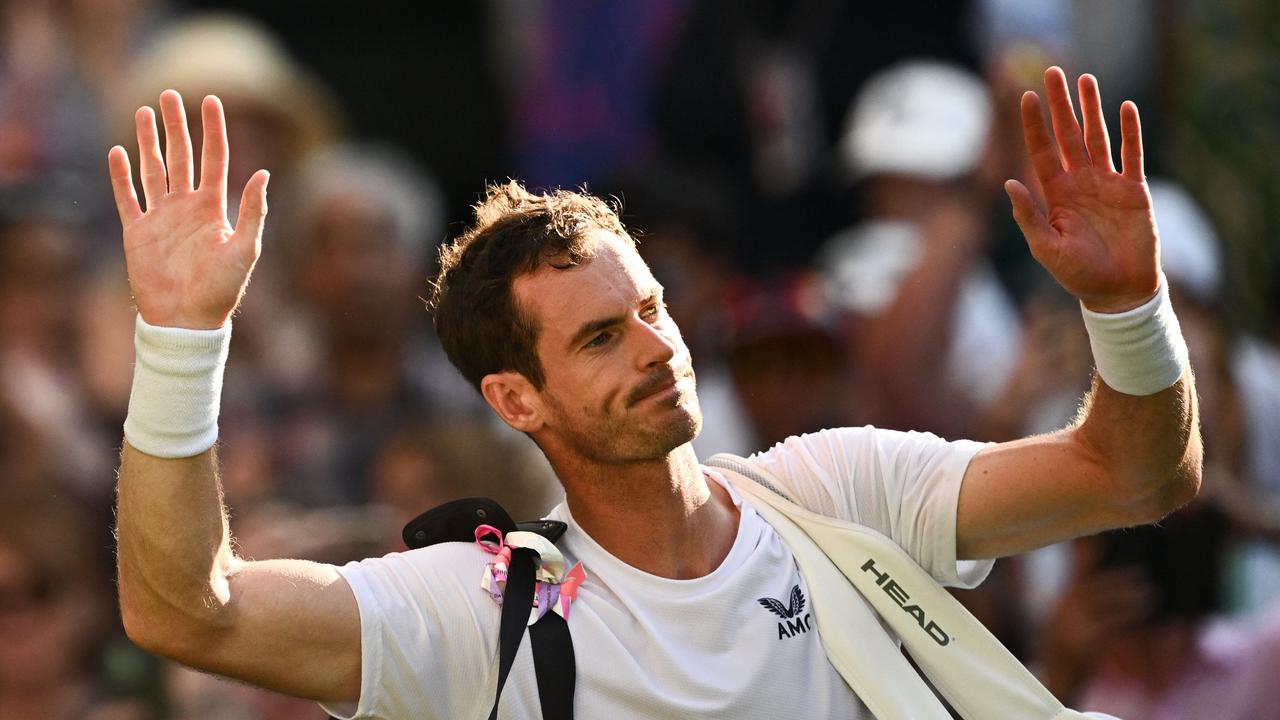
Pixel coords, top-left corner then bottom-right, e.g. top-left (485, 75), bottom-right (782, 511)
top-left (839, 60), bottom-right (993, 181)
top-left (125, 13), bottom-right (340, 157)
top-left (1149, 178), bottom-right (1222, 303)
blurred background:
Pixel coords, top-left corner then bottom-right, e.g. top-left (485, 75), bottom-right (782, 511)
top-left (0, 0), bottom-right (1277, 718)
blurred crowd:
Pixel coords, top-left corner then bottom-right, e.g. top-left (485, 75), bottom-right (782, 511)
top-left (0, 1), bottom-right (1278, 718)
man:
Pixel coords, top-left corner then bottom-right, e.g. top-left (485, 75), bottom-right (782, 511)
top-left (109, 67), bottom-right (1200, 718)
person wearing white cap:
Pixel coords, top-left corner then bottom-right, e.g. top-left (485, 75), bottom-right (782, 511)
top-left (821, 59), bottom-right (1024, 437)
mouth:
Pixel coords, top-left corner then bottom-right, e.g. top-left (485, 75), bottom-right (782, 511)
top-left (627, 370), bottom-right (689, 407)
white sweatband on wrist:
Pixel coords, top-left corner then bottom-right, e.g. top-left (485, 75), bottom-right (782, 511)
top-left (123, 314), bottom-right (231, 458)
top-left (1080, 274), bottom-right (1190, 396)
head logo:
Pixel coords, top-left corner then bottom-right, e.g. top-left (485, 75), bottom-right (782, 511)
top-left (759, 585), bottom-right (813, 639)
top-left (860, 558), bottom-right (951, 646)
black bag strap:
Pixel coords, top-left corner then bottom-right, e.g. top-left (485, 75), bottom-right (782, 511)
top-left (403, 498), bottom-right (575, 720)
top-left (530, 611), bottom-right (576, 718)
top-left (490, 546), bottom-right (538, 720)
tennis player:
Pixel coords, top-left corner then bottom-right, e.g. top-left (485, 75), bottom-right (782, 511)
top-left (109, 67), bottom-right (1199, 718)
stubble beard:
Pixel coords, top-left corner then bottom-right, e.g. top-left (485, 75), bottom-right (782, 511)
top-left (550, 379), bottom-right (704, 465)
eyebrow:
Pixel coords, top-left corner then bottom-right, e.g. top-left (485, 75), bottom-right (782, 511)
top-left (566, 288), bottom-right (662, 351)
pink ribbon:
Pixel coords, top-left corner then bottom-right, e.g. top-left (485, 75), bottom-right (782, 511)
top-left (474, 524), bottom-right (587, 622)
top-left (557, 563), bottom-right (587, 620)
top-left (476, 525), bottom-right (511, 605)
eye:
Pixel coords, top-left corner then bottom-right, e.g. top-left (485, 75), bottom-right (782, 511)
top-left (583, 331), bottom-right (612, 350)
top-left (643, 301), bottom-right (666, 320)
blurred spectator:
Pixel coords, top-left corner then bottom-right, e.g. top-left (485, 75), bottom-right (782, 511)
top-left (717, 272), bottom-right (845, 451)
top-left (1165, 1), bottom-right (1280, 336)
top-left (226, 143), bottom-right (485, 507)
top-left (818, 59), bottom-right (1024, 438)
top-left (496, 0), bottom-right (691, 189)
top-left (120, 12), bottom-right (342, 199)
top-left (971, 0), bottom-right (1072, 66)
top-left (969, 0), bottom-right (1074, 307)
top-left (0, 188), bottom-right (117, 495)
top-left (0, 485), bottom-right (148, 720)
top-left (74, 263), bottom-right (140, 448)
top-left (1, 0), bottom-right (157, 193)
top-left (369, 417), bottom-right (560, 549)
top-left (653, 2), bottom-right (986, 270)
top-left (1143, 178), bottom-right (1280, 616)
top-left (1041, 503), bottom-right (1280, 720)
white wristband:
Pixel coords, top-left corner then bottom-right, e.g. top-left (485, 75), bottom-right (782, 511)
top-left (1080, 274), bottom-right (1189, 396)
top-left (123, 314), bottom-right (230, 458)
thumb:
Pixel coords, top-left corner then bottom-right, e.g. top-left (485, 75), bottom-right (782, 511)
top-left (234, 169), bottom-right (270, 241)
top-left (1005, 179), bottom-right (1056, 262)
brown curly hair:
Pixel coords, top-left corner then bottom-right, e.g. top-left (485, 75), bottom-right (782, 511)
top-left (428, 180), bottom-right (631, 390)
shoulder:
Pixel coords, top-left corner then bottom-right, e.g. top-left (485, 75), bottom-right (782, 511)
top-left (734, 427), bottom-right (989, 546)
top-left (747, 426), bottom-right (877, 472)
top-left (746, 426), bottom-right (976, 491)
top-left (732, 427), bottom-right (886, 520)
top-left (329, 544), bottom-right (504, 719)
top-left (337, 542), bottom-right (496, 617)
top-left (749, 426), bottom-right (965, 462)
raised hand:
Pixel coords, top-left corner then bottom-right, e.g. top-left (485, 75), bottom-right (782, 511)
top-left (108, 90), bottom-right (269, 329)
top-left (1005, 67), bottom-right (1158, 313)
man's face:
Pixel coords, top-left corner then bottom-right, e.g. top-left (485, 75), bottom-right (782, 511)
top-left (514, 231), bottom-right (702, 464)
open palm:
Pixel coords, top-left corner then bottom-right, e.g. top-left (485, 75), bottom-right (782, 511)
top-left (1006, 68), bottom-right (1159, 313)
top-left (108, 90), bottom-right (269, 330)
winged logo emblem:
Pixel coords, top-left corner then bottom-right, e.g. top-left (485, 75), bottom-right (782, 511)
top-left (757, 585), bottom-right (806, 619)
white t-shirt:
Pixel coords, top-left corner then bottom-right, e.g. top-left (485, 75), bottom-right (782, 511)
top-left (321, 427), bottom-right (992, 719)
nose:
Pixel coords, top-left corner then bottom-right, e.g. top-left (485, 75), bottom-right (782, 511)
top-left (631, 313), bottom-right (680, 370)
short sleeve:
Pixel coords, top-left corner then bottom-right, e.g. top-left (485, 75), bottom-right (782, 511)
top-left (319, 543), bottom-right (500, 720)
top-left (747, 426), bottom-right (994, 588)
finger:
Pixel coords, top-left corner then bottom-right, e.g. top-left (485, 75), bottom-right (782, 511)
top-left (159, 89), bottom-right (194, 192)
top-left (107, 146), bottom-right (143, 226)
top-left (199, 95), bottom-right (229, 197)
top-left (1020, 91), bottom-right (1064, 186)
top-left (1119, 100), bottom-right (1145, 182)
top-left (1043, 66), bottom-right (1090, 169)
top-left (1078, 74), bottom-right (1115, 172)
top-left (1006, 179), bottom-right (1058, 264)
top-left (134, 106), bottom-right (167, 207)
top-left (233, 169), bottom-right (271, 242)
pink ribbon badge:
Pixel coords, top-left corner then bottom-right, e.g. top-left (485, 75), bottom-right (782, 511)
top-left (474, 524), bottom-right (587, 623)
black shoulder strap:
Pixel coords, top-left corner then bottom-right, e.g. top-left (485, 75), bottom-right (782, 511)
top-left (530, 611), bottom-right (575, 718)
top-left (404, 498), bottom-right (575, 720)
top-left (490, 546), bottom-right (538, 720)
top-left (403, 497), bottom-right (518, 548)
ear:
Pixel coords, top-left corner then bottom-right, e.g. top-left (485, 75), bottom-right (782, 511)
top-left (480, 371), bottom-right (545, 433)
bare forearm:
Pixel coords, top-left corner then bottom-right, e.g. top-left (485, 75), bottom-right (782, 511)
top-left (117, 442), bottom-right (237, 648)
top-left (1073, 370), bottom-right (1202, 519)
top-left (958, 370), bottom-right (1201, 559)
top-left (107, 90), bottom-right (362, 700)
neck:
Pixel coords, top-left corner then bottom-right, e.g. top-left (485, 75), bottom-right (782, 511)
top-left (556, 444), bottom-right (739, 579)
